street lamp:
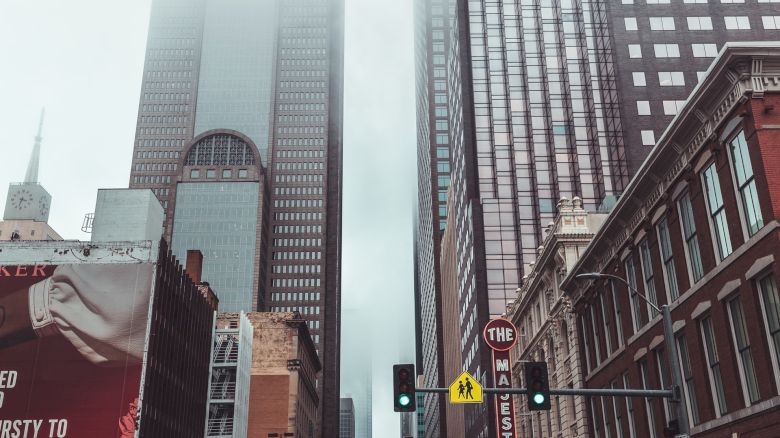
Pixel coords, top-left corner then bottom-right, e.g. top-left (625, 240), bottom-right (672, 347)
top-left (575, 272), bottom-right (690, 437)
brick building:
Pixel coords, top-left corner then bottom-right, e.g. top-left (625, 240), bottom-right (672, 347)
top-left (561, 43), bottom-right (780, 437)
top-left (508, 198), bottom-right (606, 437)
top-left (214, 312), bottom-right (321, 438)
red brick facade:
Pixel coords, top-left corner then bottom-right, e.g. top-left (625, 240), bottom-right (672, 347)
top-left (561, 44), bottom-right (780, 437)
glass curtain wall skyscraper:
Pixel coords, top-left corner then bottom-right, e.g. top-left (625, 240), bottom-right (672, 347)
top-left (128, 0), bottom-right (344, 435)
top-left (413, 0), bottom-right (454, 435)
top-left (417, 0), bottom-right (780, 435)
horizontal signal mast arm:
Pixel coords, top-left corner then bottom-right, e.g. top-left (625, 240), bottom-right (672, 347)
top-left (416, 387), bottom-right (674, 398)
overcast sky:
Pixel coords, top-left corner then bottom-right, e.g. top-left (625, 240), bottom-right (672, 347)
top-left (0, 0), bottom-right (416, 435)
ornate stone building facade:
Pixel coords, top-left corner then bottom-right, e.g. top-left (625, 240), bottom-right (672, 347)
top-left (508, 197), bottom-right (607, 437)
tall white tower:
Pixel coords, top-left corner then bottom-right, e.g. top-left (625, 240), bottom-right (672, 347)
top-left (1, 110), bottom-right (61, 241)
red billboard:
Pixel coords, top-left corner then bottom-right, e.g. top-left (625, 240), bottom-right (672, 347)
top-left (0, 263), bottom-right (154, 438)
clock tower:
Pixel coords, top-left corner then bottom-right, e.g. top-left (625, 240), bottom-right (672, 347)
top-left (0, 110), bottom-right (61, 241)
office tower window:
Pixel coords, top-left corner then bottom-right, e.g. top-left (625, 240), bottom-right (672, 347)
top-left (641, 130), bottom-right (655, 146)
top-left (622, 0), bottom-right (634, 4)
top-left (625, 17), bottom-right (639, 31)
top-left (725, 16), bottom-right (751, 29)
top-left (659, 72), bottom-right (685, 86)
top-left (728, 296), bottom-right (760, 404)
top-left (662, 100), bottom-right (687, 115)
top-left (758, 275), bottom-right (780, 381)
top-left (700, 316), bottom-right (728, 415)
top-left (649, 17), bottom-right (676, 30)
top-left (721, 0), bottom-right (745, 3)
top-left (633, 72), bottom-right (647, 86)
top-left (687, 17), bottom-right (713, 30)
top-left (647, 0), bottom-right (671, 3)
top-left (702, 162), bottom-right (733, 260)
top-left (629, 45), bottom-right (643, 58)
top-left (678, 190), bottom-right (704, 282)
top-left (762, 16), bottom-right (780, 29)
top-left (685, 0), bottom-right (708, 3)
top-left (637, 101), bottom-right (651, 115)
top-left (697, 71), bottom-right (708, 82)
top-left (654, 44), bottom-right (680, 58)
top-left (729, 130), bottom-right (763, 235)
top-left (677, 335), bottom-right (700, 424)
top-left (656, 217), bottom-right (679, 301)
top-left (692, 43), bottom-right (719, 57)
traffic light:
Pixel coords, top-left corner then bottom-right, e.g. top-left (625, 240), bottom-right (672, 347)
top-left (524, 362), bottom-right (551, 411)
top-left (393, 364), bottom-right (416, 412)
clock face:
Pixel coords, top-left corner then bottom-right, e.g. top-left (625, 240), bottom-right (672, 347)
top-left (38, 196), bottom-right (50, 217)
top-left (10, 189), bottom-right (33, 210)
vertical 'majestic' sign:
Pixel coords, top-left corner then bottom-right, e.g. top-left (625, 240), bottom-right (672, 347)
top-left (483, 318), bottom-right (518, 438)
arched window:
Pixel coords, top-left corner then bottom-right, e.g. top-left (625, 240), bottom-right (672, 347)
top-left (185, 133), bottom-right (256, 166)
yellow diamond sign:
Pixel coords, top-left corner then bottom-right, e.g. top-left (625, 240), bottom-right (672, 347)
top-left (449, 371), bottom-right (483, 403)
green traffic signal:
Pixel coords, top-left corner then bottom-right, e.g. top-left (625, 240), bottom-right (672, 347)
top-left (533, 393), bottom-right (546, 405)
top-left (393, 364), bottom-right (417, 412)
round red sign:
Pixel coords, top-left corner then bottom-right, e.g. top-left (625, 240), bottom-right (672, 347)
top-left (483, 318), bottom-right (518, 351)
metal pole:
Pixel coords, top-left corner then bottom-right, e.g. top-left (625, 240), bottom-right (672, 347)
top-left (415, 387), bottom-right (674, 398)
top-left (662, 304), bottom-right (690, 436)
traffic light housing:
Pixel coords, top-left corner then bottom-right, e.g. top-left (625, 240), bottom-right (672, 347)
top-left (524, 361), bottom-right (551, 411)
top-left (393, 364), bottom-right (416, 412)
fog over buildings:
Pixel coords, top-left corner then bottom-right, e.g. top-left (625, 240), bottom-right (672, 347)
top-left (1, 0), bottom-right (417, 435)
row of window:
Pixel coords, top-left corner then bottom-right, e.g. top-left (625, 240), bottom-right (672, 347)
top-left (275, 149), bottom-right (325, 158)
top-left (137, 138), bottom-right (187, 148)
top-left (144, 81), bottom-right (192, 90)
top-left (272, 225), bottom-right (322, 234)
top-left (145, 69), bottom-right (193, 80)
top-left (271, 251), bottom-right (323, 260)
top-left (625, 16), bottom-right (780, 31)
top-left (271, 278), bottom-right (322, 288)
top-left (140, 103), bottom-right (191, 113)
top-left (271, 292), bottom-right (322, 302)
top-left (632, 71), bottom-right (688, 87)
top-left (274, 187), bottom-right (324, 196)
top-left (275, 162), bottom-right (325, 171)
top-left (272, 237), bottom-right (323, 246)
top-left (271, 264), bottom-right (322, 274)
top-left (628, 43), bottom-right (721, 59)
top-left (136, 163), bottom-right (177, 172)
top-left (636, 100), bottom-right (687, 116)
top-left (272, 212), bottom-right (324, 221)
top-left (278, 114), bottom-right (326, 123)
top-left (133, 175), bottom-right (172, 185)
top-left (277, 126), bottom-right (325, 134)
top-left (279, 48), bottom-right (327, 56)
top-left (189, 169), bottom-right (249, 179)
top-left (279, 69), bottom-right (328, 78)
top-left (136, 150), bottom-right (181, 160)
top-left (273, 174), bottom-right (325, 183)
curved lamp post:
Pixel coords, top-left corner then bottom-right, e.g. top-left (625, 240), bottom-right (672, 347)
top-left (575, 272), bottom-right (691, 437)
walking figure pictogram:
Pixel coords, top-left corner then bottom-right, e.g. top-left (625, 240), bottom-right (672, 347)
top-left (465, 378), bottom-right (474, 399)
top-left (458, 380), bottom-right (465, 399)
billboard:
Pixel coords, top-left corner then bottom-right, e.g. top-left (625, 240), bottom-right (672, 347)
top-left (0, 263), bottom-right (154, 438)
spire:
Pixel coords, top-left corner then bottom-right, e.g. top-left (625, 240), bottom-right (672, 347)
top-left (24, 108), bottom-right (45, 184)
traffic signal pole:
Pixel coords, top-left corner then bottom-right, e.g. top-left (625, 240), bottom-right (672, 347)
top-left (415, 386), bottom-right (674, 398)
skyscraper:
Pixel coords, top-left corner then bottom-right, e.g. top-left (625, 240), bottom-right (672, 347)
top-left (128, 0), bottom-right (344, 434)
top-left (416, 0), bottom-right (780, 435)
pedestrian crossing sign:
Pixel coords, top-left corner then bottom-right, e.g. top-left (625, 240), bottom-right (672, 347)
top-left (449, 371), bottom-right (483, 403)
